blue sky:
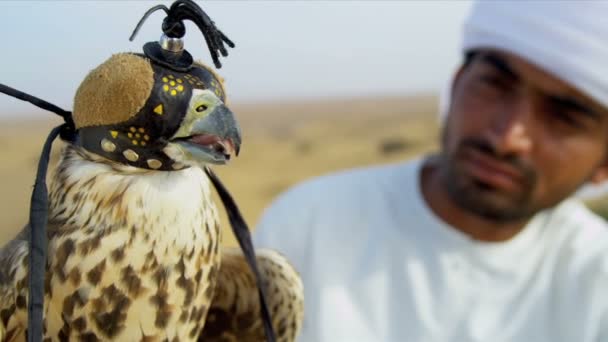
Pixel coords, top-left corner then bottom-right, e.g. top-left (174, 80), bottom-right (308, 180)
top-left (0, 1), bottom-right (472, 119)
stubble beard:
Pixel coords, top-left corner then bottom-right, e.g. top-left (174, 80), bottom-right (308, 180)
top-left (438, 130), bottom-right (539, 223)
top-left (439, 158), bottom-right (536, 222)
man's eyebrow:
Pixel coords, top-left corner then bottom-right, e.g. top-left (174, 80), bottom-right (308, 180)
top-left (549, 95), bottom-right (602, 120)
top-left (479, 53), bottom-right (519, 80)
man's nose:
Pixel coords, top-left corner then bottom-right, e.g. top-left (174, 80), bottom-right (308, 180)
top-left (485, 97), bottom-right (533, 156)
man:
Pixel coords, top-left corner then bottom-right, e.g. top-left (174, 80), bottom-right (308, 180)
top-left (254, 2), bottom-right (608, 341)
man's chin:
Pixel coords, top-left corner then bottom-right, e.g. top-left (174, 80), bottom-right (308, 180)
top-left (460, 201), bottom-right (531, 222)
top-left (447, 180), bottom-right (534, 222)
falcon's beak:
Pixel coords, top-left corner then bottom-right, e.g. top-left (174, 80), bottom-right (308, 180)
top-left (171, 104), bottom-right (242, 165)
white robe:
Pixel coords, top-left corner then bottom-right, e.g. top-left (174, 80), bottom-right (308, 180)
top-left (254, 158), bottom-right (608, 342)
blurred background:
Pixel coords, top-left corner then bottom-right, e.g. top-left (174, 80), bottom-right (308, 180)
top-left (1, 1), bottom-right (606, 246)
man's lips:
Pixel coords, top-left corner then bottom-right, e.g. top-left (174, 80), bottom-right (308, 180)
top-left (460, 148), bottom-right (525, 190)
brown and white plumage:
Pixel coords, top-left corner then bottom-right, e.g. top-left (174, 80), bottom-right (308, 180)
top-left (200, 248), bottom-right (304, 342)
top-left (0, 144), bottom-right (303, 341)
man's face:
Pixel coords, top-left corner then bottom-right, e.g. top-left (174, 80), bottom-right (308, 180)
top-left (440, 49), bottom-right (608, 222)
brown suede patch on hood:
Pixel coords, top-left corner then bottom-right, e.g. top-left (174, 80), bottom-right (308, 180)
top-left (73, 53), bottom-right (154, 128)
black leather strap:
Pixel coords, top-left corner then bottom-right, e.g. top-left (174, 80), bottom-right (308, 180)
top-left (0, 83), bottom-right (74, 342)
top-left (27, 125), bottom-right (63, 342)
top-left (130, 0), bottom-right (234, 69)
top-left (205, 167), bottom-right (277, 342)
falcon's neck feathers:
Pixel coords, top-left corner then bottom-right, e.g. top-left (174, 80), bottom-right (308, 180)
top-left (23, 144), bottom-right (224, 340)
top-left (48, 144), bottom-right (219, 249)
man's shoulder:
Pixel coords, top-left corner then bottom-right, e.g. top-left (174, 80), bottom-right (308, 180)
top-left (544, 199), bottom-right (608, 331)
top-left (552, 199), bottom-right (608, 242)
top-left (549, 199), bottom-right (608, 270)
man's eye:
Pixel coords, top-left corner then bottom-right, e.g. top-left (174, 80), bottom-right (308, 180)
top-left (546, 97), bottom-right (598, 130)
top-left (470, 74), bottom-right (510, 99)
top-left (196, 105), bottom-right (208, 112)
top-left (551, 110), bottom-right (582, 128)
top-left (479, 75), bottom-right (507, 89)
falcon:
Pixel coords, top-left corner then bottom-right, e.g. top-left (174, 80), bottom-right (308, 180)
top-left (0, 20), bottom-right (303, 342)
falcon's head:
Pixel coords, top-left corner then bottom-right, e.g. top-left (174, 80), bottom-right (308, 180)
top-left (72, 53), bottom-right (241, 171)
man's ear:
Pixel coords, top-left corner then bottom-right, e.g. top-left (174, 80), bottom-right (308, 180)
top-left (439, 54), bottom-right (477, 125)
top-left (589, 141), bottom-right (608, 184)
top-left (452, 50), bottom-right (480, 93)
top-left (452, 65), bottom-right (466, 89)
top-left (590, 164), bottom-right (608, 184)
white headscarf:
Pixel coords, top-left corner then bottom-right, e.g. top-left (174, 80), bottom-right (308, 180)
top-left (440, 1), bottom-right (608, 199)
top-left (439, 1), bottom-right (608, 122)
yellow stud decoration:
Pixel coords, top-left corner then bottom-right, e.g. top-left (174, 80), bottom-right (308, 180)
top-left (162, 75), bottom-right (186, 94)
top-left (184, 74), bottom-right (205, 87)
top-left (130, 127), bottom-right (136, 132)
top-left (154, 104), bottom-right (163, 115)
top-left (128, 128), bottom-right (147, 146)
top-left (123, 149), bottom-right (139, 162)
top-left (147, 159), bottom-right (162, 169)
top-left (101, 138), bottom-right (116, 152)
top-left (110, 130), bottom-right (118, 139)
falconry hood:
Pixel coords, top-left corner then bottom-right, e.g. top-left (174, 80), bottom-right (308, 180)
top-left (74, 2), bottom-right (241, 171)
top-left (0, 1), bottom-right (276, 341)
